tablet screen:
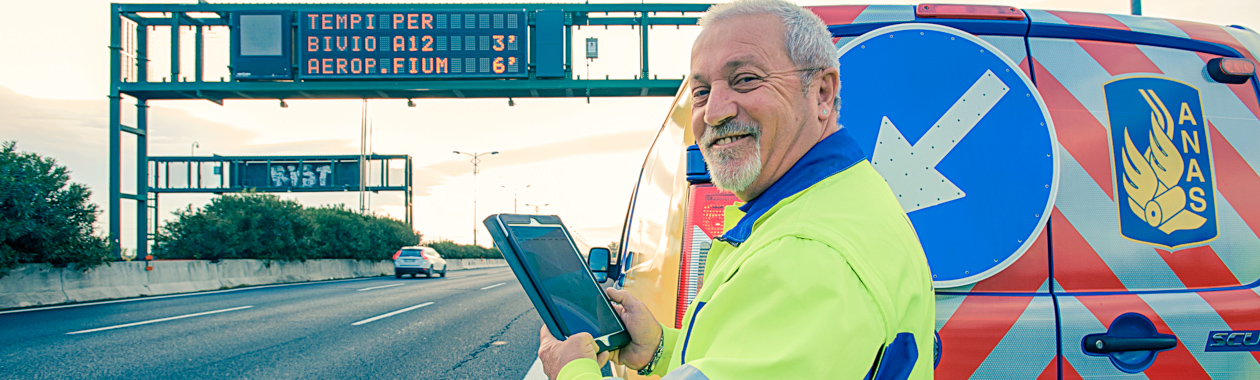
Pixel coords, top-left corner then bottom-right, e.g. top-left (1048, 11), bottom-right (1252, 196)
top-left (507, 224), bottom-right (624, 338)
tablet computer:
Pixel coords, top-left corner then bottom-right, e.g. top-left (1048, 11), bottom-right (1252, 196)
top-left (484, 214), bottom-right (631, 352)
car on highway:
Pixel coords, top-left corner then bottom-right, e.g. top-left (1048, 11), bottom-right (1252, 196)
top-left (393, 246), bottom-right (448, 278)
top-left (591, 4), bottom-right (1260, 379)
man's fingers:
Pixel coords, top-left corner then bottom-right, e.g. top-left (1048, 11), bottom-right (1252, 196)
top-left (605, 287), bottom-right (628, 303)
top-left (540, 326), bottom-right (557, 343)
top-left (612, 303), bottom-right (626, 315)
top-left (596, 351), bottom-right (611, 367)
top-left (607, 288), bottom-right (643, 313)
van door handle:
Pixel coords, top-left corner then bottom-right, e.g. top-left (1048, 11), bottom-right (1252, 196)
top-left (1083, 334), bottom-right (1177, 353)
top-left (1081, 313), bottom-right (1178, 373)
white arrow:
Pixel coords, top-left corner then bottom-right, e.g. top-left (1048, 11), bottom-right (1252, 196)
top-left (872, 69), bottom-right (1009, 213)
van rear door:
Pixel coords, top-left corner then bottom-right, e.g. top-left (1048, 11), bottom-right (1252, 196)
top-left (1026, 9), bottom-right (1260, 377)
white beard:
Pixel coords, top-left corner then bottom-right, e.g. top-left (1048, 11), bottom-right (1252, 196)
top-left (699, 120), bottom-right (763, 194)
top-left (710, 147), bottom-right (762, 193)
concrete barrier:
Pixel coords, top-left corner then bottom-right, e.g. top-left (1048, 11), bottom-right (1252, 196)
top-left (447, 258), bottom-right (507, 270)
top-left (0, 258), bottom-right (505, 310)
top-left (0, 265), bottom-right (68, 308)
top-left (145, 260), bottom-right (223, 295)
top-left (61, 261), bottom-right (150, 303)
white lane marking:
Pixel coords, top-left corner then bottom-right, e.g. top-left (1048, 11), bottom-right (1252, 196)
top-left (523, 358), bottom-right (547, 380)
top-left (0, 277), bottom-right (376, 315)
top-left (66, 305), bottom-right (254, 335)
top-left (480, 283), bottom-right (506, 290)
top-left (357, 283), bottom-right (406, 292)
top-left (351, 302), bottom-right (435, 326)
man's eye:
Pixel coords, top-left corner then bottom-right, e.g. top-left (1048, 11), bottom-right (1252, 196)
top-left (732, 75), bottom-right (760, 88)
top-left (692, 88), bottom-right (710, 103)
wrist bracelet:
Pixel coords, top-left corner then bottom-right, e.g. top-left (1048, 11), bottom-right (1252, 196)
top-left (637, 333), bottom-right (665, 376)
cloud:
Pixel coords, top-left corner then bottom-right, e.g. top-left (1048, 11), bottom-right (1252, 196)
top-left (0, 85), bottom-right (364, 228)
top-left (411, 128), bottom-right (657, 196)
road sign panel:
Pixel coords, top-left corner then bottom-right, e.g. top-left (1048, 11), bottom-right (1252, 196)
top-left (837, 24), bottom-right (1060, 287)
top-left (299, 10), bottom-right (528, 79)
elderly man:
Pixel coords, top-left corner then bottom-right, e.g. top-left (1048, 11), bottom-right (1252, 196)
top-left (538, 0), bottom-right (935, 378)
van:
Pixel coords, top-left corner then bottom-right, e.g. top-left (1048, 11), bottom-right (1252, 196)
top-left (597, 4), bottom-right (1260, 378)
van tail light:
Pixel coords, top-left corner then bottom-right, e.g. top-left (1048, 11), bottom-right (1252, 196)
top-left (916, 4), bottom-right (1025, 21)
top-left (675, 183), bottom-right (742, 328)
top-left (1208, 57), bottom-right (1255, 84)
top-left (392, 250), bottom-right (402, 260)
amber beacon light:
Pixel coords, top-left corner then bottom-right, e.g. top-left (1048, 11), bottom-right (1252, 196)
top-left (1208, 57), bottom-right (1256, 85)
top-left (916, 4), bottom-right (1025, 21)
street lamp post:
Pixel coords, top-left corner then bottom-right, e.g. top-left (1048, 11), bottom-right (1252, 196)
top-left (191, 141), bottom-right (199, 156)
top-left (502, 184), bottom-right (531, 213)
top-left (454, 151), bottom-right (499, 246)
top-left (525, 203), bottom-right (550, 214)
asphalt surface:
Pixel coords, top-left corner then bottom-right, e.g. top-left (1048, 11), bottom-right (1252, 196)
top-left (0, 267), bottom-right (543, 380)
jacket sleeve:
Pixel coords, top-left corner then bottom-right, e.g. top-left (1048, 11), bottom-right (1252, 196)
top-left (662, 236), bottom-right (887, 379)
top-left (557, 321), bottom-right (684, 379)
top-left (557, 358), bottom-right (604, 380)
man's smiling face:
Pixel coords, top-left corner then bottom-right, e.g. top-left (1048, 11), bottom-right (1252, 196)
top-left (689, 13), bottom-right (822, 200)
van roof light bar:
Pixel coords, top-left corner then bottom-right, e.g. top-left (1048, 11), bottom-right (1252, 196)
top-left (916, 4), bottom-right (1025, 21)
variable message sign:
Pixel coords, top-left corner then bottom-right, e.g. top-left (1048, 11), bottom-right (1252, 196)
top-left (300, 11), bottom-right (527, 79)
top-left (234, 160), bottom-right (361, 189)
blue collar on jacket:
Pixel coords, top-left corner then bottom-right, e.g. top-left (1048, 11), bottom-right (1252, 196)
top-left (715, 128), bottom-right (867, 247)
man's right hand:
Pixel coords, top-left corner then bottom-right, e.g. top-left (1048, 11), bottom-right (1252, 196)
top-left (604, 287), bottom-right (662, 370)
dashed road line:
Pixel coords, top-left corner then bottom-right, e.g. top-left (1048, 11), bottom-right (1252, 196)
top-left (66, 305), bottom-right (254, 335)
top-left (351, 302), bottom-right (435, 326)
top-left (357, 283), bottom-right (406, 292)
top-left (480, 283), bottom-right (506, 290)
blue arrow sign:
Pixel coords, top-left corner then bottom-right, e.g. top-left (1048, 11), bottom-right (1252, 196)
top-left (838, 24), bottom-right (1060, 288)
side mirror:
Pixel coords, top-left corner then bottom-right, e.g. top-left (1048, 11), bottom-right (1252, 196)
top-left (588, 247), bottom-right (612, 283)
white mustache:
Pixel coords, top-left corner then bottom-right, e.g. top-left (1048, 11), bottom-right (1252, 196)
top-left (701, 120), bottom-right (761, 148)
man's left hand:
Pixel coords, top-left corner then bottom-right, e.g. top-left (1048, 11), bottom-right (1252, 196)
top-left (539, 326), bottom-right (610, 380)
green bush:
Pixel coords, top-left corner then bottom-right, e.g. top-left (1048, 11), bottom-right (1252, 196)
top-left (305, 205), bottom-right (418, 260)
top-left (155, 192), bottom-right (314, 261)
top-left (423, 240), bottom-right (502, 259)
top-left (0, 141), bottom-right (112, 275)
top-left (154, 193), bottom-right (420, 261)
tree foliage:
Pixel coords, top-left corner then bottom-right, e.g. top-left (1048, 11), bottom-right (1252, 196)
top-left (304, 205), bottom-right (418, 260)
top-left (154, 193), bottom-right (419, 261)
top-left (0, 141), bottom-right (112, 273)
top-left (423, 240), bottom-right (502, 259)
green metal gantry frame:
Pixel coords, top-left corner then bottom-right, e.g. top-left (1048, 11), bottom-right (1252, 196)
top-left (109, 2), bottom-right (711, 258)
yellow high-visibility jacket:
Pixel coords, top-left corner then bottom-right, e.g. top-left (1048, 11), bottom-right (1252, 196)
top-left (560, 129), bottom-right (935, 380)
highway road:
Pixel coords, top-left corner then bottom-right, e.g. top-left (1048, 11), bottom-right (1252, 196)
top-left (0, 267), bottom-right (546, 380)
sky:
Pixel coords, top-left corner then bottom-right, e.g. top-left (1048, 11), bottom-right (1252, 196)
top-left (1, 0), bottom-right (1256, 250)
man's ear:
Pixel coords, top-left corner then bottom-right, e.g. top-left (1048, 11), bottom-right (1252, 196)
top-left (816, 67), bottom-right (840, 119)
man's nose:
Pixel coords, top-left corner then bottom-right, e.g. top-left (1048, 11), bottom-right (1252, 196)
top-left (703, 86), bottom-right (737, 128)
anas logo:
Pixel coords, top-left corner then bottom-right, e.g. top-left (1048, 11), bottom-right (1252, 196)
top-left (1106, 77), bottom-right (1218, 250)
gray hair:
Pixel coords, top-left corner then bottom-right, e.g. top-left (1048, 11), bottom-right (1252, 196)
top-left (699, 0), bottom-right (840, 111)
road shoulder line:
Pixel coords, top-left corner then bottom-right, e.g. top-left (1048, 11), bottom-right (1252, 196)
top-left (66, 305), bottom-right (254, 335)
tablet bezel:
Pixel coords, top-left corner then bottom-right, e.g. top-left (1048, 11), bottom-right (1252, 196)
top-left (484, 214), bottom-right (631, 352)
